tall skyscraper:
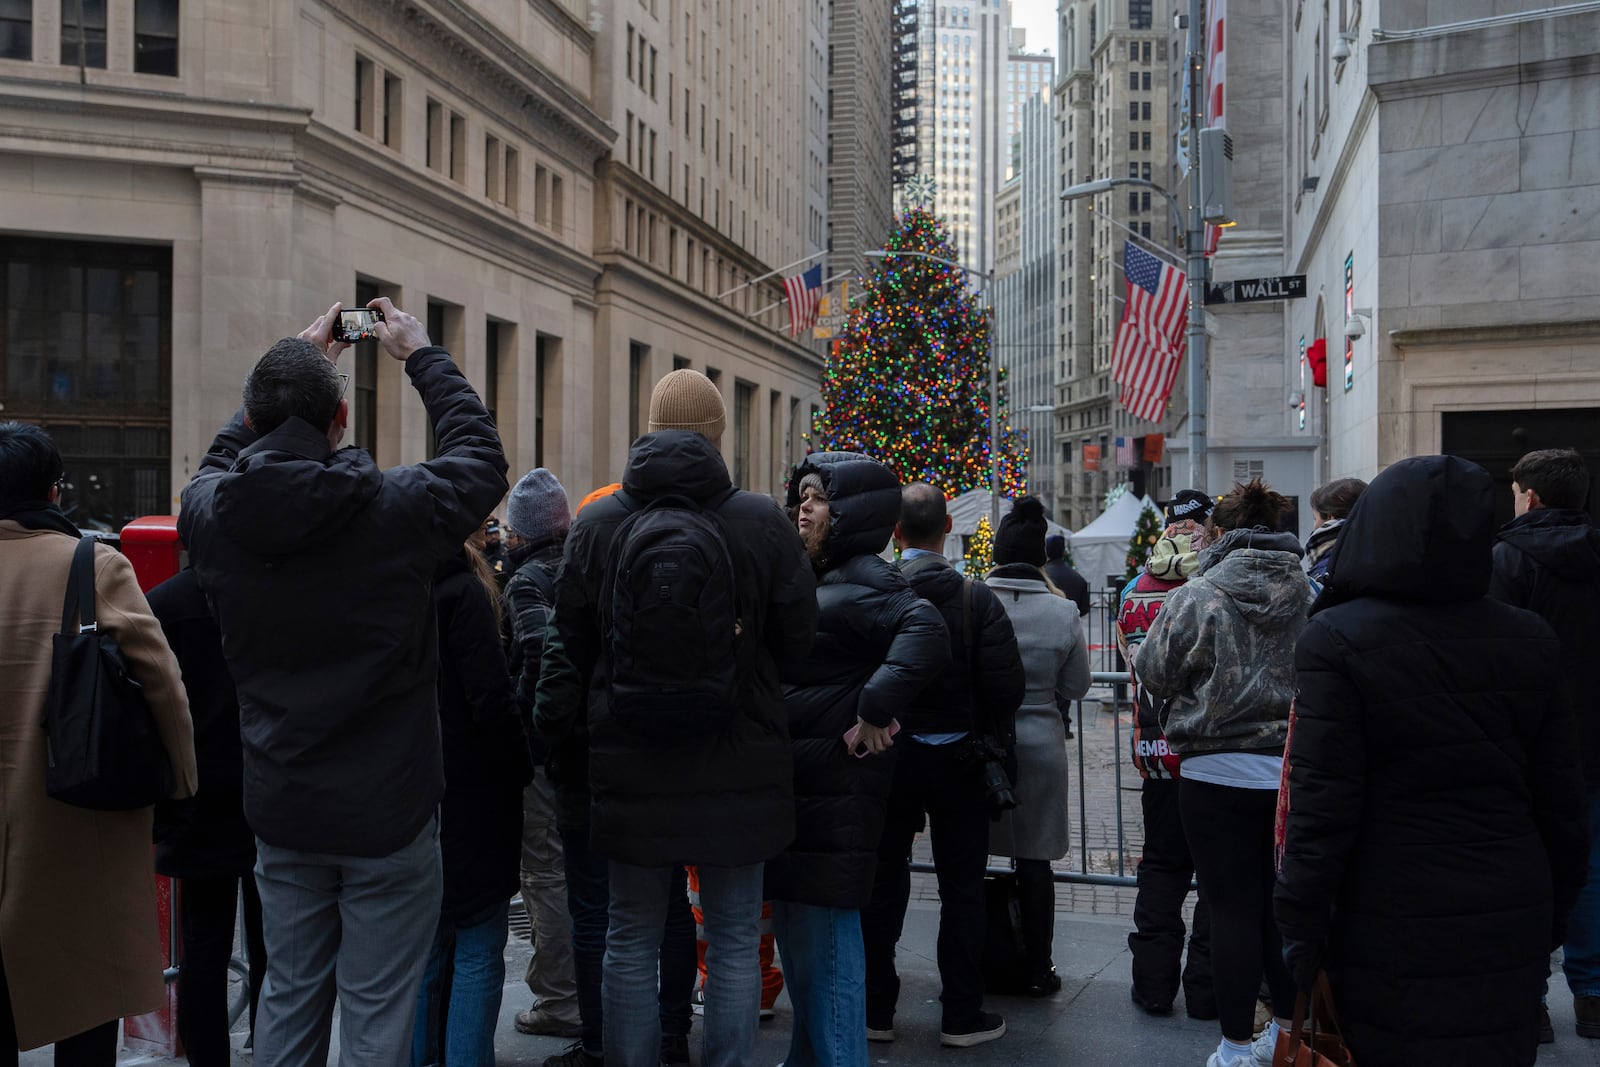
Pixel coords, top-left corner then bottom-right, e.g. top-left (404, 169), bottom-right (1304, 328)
top-left (1053, 0), bottom-right (1174, 527)
top-left (995, 89), bottom-right (1058, 513)
top-left (903, 0), bottom-right (1010, 277)
top-left (827, 0), bottom-right (896, 277)
top-left (1005, 31), bottom-right (1053, 180)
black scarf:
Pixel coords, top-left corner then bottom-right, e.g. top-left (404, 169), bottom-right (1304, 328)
top-left (0, 501), bottom-right (84, 538)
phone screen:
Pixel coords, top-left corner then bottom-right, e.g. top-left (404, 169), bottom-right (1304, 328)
top-left (337, 309), bottom-right (380, 341)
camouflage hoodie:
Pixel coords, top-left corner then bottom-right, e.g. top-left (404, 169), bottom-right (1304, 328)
top-left (1137, 528), bottom-right (1315, 758)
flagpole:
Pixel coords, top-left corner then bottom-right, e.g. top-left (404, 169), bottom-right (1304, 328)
top-left (717, 250), bottom-right (827, 300)
top-left (751, 271), bottom-right (851, 318)
top-left (1088, 210), bottom-right (1184, 267)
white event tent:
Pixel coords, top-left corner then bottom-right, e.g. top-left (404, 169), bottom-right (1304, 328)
top-left (1068, 491), bottom-right (1164, 590)
top-left (942, 490), bottom-right (1072, 562)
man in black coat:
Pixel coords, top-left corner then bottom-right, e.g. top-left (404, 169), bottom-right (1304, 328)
top-left (861, 483), bottom-right (1024, 1043)
top-left (147, 568), bottom-right (267, 1067)
top-left (1491, 447), bottom-right (1600, 1039)
top-left (1043, 533), bottom-right (1091, 617)
top-left (534, 370), bottom-right (816, 1067)
top-left (178, 299), bottom-right (508, 1067)
top-left (1275, 455), bottom-right (1588, 1067)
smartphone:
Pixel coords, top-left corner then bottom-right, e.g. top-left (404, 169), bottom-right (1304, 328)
top-left (332, 306), bottom-right (385, 344)
top-left (842, 718), bottom-right (902, 758)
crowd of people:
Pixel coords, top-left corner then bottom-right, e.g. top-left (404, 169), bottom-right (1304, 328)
top-left (0, 301), bottom-right (1596, 1067)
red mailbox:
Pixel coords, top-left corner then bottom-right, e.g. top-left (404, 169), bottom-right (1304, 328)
top-left (119, 515), bottom-right (184, 1057)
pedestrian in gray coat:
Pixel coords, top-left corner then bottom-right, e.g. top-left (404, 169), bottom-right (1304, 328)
top-left (984, 496), bottom-right (1092, 992)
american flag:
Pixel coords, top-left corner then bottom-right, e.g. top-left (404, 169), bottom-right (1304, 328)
top-left (784, 265), bottom-right (824, 337)
top-left (1112, 242), bottom-right (1188, 423)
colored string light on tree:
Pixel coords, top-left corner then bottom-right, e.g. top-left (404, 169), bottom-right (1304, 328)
top-left (813, 208), bottom-right (1027, 499)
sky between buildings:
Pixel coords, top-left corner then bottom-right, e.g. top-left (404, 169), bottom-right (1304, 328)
top-left (1011, 0), bottom-right (1057, 55)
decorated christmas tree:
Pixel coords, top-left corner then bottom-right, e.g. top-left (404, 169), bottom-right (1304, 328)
top-left (965, 515), bottom-right (994, 580)
top-left (813, 208), bottom-right (1026, 498)
top-left (1123, 503), bottom-right (1164, 583)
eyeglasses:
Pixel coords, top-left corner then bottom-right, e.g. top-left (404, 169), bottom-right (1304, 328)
top-left (339, 373), bottom-right (351, 398)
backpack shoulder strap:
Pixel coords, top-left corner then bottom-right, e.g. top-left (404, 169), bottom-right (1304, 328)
top-left (60, 536), bottom-right (98, 636)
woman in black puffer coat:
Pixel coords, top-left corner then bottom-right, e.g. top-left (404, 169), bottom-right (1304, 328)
top-left (1275, 455), bottom-right (1588, 1067)
top-left (411, 544), bottom-right (534, 1067)
top-left (766, 452), bottom-right (948, 1067)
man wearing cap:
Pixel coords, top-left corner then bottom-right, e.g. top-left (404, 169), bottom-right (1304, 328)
top-left (503, 469), bottom-right (583, 1040)
top-left (1042, 534), bottom-right (1091, 618)
top-left (1115, 489), bottom-right (1217, 1020)
top-left (534, 370), bottom-right (817, 1067)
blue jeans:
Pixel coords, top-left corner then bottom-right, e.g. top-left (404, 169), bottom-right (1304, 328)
top-left (563, 830), bottom-right (612, 1057)
top-left (604, 861), bottom-right (763, 1067)
top-left (1565, 788), bottom-right (1600, 997)
top-left (411, 902), bottom-right (509, 1067)
top-left (771, 902), bottom-right (868, 1067)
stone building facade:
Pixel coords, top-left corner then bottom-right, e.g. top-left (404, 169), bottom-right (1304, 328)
top-left (826, 0), bottom-right (895, 279)
top-left (1285, 0), bottom-right (1600, 513)
top-left (0, 0), bottom-right (824, 529)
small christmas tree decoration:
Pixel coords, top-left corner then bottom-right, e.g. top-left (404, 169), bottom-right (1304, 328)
top-left (966, 515), bottom-right (994, 581)
top-left (1123, 503), bottom-right (1164, 583)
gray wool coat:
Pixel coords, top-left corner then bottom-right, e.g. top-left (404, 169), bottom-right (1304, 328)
top-left (984, 567), bottom-right (1093, 860)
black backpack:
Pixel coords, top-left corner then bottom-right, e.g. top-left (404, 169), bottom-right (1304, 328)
top-left (599, 489), bottom-right (743, 743)
top-left (42, 536), bottom-right (175, 810)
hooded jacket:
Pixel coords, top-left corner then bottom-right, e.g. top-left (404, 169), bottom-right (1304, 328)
top-left (1137, 528), bottom-right (1313, 758)
top-left (1275, 456), bottom-right (1586, 1067)
top-left (533, 430), bottom-right (818, 866)
top-left (766, 452), bottom-right (950, 908)
top-left (178, 346), bottom-right (509, 857)
top-left (1303, 518), bottom-right (1346, 582)
top-left (1116, 528), bottom-right (1204, 779)
top-left (433, 552), bottom-right (530, 922)
top-left (1490, 507), bottom-right (1600, 785)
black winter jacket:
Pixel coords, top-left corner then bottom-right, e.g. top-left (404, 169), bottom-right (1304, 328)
top-left (533, 431), bottom-right (817, 866)
top-left (766, 453), bottom-right (950, 908)
top-left (898, 552), bottom-right (1023, 739)
top-left (147, 569), bottom-right (254, 880)
top-left (1490, 507), bottom-right (1600, 785)
top-left (1275, 456), bottom-right (1588, 1067)
top-left (504, 537), bottom-right (563, 764)
top-left (434, 553), bottom-right (531, 922)
top-left (1042, 558), bottom-right (1091, 617)
top-left (178, 346), bottom-right (509, 857)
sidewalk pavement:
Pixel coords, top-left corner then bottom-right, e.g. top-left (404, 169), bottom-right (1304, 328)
top-left (30, 899), bottom-right (1600, 1066)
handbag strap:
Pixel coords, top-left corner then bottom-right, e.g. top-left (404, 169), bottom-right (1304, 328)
top-left (1288, 971), bottom-right (1348, 1052)
top-left (59, 535), bottom-right (99, 636)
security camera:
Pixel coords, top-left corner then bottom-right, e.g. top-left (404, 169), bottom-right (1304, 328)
top-left (1344, 316), bottom-right (1366, 340)
top-left (1331, 36), bottom-right (1351, 63)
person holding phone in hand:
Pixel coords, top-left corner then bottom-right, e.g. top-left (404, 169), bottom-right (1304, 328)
top-left (766, 453), bottom-right (948, 1067)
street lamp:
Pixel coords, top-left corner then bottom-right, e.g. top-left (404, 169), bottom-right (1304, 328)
top-left (862, 249), bottom-right (1007, 530)
top-left (1061, 174), bottom-right (1208, 492)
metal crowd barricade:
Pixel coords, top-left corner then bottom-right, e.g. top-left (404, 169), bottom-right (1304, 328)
top-left (907, 583), bottom-right (1142, 888)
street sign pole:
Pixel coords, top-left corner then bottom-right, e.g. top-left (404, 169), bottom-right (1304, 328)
top-left (1185, 0), bottom-right (1209, 494)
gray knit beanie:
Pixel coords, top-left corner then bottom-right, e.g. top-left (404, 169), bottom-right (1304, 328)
top-left (507, 468), bottom-right (571, 543)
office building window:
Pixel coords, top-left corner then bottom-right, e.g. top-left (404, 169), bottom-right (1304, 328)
top-left (352, 279), bottom-right (380, 454)
top-left (628, 342), bottom-right (649, 442)
top-left (0, 0), bottom-right (31, 61)
top-left (734, 382), bottom-right (754, 488)
top-left (133, 0), bottom-right (178, 75)
top-left (355, 54), bottom-right (374, 134)
top-left (60, 0), bottom-right (106, 68)
top-left (534, 334), bottom-right (550, 468)
top-left (381, 71), bottom-right (401, 148)
top-left (1130, 0), bottom-right (1152, 29)
top-left (1, 238), bottom-right (172, 528)
top-left (484, 318), bottom-right (504, 425)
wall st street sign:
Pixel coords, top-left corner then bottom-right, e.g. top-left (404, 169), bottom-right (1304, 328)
top-left (1205, 274), bottom-right (1308, 305)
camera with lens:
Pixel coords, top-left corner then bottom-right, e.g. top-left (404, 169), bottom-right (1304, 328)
top-left (960, 736), bottom-right (1017, 818)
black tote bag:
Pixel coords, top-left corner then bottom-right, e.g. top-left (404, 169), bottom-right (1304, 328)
top-left (41, 536), bottom-right (174, 810)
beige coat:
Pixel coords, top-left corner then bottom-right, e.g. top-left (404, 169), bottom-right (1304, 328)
top-left (0, 521), bottom-right (197, 1049)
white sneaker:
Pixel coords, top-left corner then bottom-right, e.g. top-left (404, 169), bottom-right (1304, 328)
top-left (1250, 1021), bottom-right (1281, 1066)
top-left (1204, 1036), bottom-right (1258, 1067)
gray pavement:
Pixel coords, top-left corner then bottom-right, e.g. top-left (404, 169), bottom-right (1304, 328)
top-left (29, 898), bottom-right (1600, 1066)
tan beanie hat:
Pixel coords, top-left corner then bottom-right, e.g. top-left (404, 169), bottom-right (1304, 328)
top-left (647, 369), bottom-right (726, 440)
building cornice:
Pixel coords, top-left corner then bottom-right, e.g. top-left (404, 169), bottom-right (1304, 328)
top-left (1390, 319), bottom-right (1600, 350)
top-left (1368, 6), bottom-right (1600, 100)
top-left (320, 0), bottom-right (613, 162)
top-left (0, 76), bottom-right (307, 135)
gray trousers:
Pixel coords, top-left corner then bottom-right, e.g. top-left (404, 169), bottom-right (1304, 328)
top-left (253, 817), bottom-right (442, 1067)
top-left (521, 768), bottom-right (579, 1022)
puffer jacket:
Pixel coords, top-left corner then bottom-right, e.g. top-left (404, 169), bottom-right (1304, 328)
top-left (1490, 507), bottom-right (1600, 785)
top-left (533, 431), bottom-right (817, 866)
top-left (1116, 529), bottom-right (1204, 779)
top-left (1137, 529), bottom-right (1314, 758)
top-left (766, 453), bottom-right (950, 908)
top-left (1276, 455), bottom-right (1587, 1067)
top-left (178, 346), bottom-right (508, 857)
top-left (504, 536), bottom-right (562, 764)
